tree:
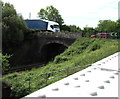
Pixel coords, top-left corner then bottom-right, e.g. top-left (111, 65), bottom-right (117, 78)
top-left (61, 25), bottom-right (81, 32)
top-left (68, 25), bottom-right (81, 32)
top-left (83, 27), bottom-right (95, 37)
top-left (2, 2), bottom-right (17, 18)
top-left (2, 2), bottom-right (27, 53)
top-left (96, 20), bottom-right (116, 32)
top-left (61, 25), bottom-right (70, 32)
top-left (38, 5), bottom-right (64, 26)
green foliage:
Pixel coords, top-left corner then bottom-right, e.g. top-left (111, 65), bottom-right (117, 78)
top-left (116, 19), bottom-right (120, 38)
top-left (1, 80), bottom-right (12, 98)
top-left (2, 2), bottom-right (27, 53)
top-left (2, 3), bottom-right (17, 18)
top-left (82, 27), bottom-right (95, 37)
top-left (61, 25), bottom-right (81, 32)
top-left (54, 56), bottom-right (68, 63)
top-left (0, 53), bottom-right (11, 73)
top-left (90, 43), bottom-right (101, 51)
top-left (38, 5), bottom-right (64, 26)
top-left (82, 19), bottom-right (120, 38)
top-left (96, 20), bottom-right (116, 32)
top-left (94, 19), bottom-right (120, 39)
top-left (3, 38), bottom-right (119, 98)
top-left (68, 25), bottom-right (81, 32)
top-left (61, 25), bottom-right (70, 32)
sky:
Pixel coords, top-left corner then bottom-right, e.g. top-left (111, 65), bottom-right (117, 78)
top-left (3, 0), bottom-right (119, 29)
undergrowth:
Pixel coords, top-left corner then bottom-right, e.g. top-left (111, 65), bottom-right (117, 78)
top-left (3, 37), bottom-right (119, 98)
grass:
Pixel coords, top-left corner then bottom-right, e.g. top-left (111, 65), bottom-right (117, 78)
top-left (3, 37), bottom-right (119, 98)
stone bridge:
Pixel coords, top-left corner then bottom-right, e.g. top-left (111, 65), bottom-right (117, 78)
top-left (10, 32), bottom-right (82, 66)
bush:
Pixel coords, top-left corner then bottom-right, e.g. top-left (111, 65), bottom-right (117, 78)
top-left (1, 80), bottom-right (12, 98)
top-left (90, 43), bottom-right (101, 51)
top-left (3, 38), bottom-right (119, 98)
top-left (54, 56), bottom-right (68, 63)
top-left (0, 53), bottom-right (11, 73)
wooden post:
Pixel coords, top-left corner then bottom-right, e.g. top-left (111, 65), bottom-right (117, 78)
top-left (66, 68), bottom-right (69, 76)
top-left (45, 73), bottom-right (48, 86)
top-left (28, 76), bottom-right (31, 92)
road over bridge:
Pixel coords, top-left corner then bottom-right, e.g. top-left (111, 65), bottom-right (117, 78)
top-left (11, 32), bottom-right (82, 66)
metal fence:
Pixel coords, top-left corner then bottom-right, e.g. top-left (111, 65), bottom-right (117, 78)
top-left (15, 64), bottom-right (91, 92)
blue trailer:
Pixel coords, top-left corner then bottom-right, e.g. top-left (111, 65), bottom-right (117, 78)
top-left (25, 19), bottom-right (60, 32)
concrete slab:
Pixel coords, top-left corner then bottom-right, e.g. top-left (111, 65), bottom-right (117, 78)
top-left (23, 52), bottom-right (119, 98)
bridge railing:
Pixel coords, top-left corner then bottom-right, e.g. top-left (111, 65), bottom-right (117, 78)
top-left (14, 64), bottom-right (91, 92)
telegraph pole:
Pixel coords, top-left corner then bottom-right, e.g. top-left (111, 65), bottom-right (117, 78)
top-left (118, 1), bottom-right (120, 19)
top-left (29, 12), bottom-right (31, 19)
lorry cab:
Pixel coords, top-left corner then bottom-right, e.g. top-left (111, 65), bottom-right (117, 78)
top-left (47, 20), bottom-right (60, 32)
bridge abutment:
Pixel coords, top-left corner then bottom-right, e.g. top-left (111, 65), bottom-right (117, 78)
top-left (10, 32), bottom-right (82, 67)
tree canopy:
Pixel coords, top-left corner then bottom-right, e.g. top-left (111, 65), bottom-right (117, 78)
top-left (2, 2), bottom-right (27, 53)
top-left (38, 5), bottom-right (64, 26)
top-left (96, 20), bottom-right (116, 32)
top-left (82, 27), bottom-right (95, 37)
top-left (61, 25), bottom-right (81, 32)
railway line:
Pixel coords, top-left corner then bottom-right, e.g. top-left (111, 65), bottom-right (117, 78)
top-left (3, 63), bottom-right (45, 75)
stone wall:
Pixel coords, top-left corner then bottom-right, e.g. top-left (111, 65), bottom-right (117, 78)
top-left (10, 32), bottom-right (81, 67)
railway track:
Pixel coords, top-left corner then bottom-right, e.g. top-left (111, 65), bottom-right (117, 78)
top-left (3, 63), bottom-right (46, 75)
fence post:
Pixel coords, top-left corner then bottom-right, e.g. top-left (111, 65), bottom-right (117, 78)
top-left (16, 75), bottom-right (18, 85)
top-left (66, 68), bottom-right (69, 76)
top-left (45, 73), bottom-right (48, 86)
top-left (28, 76), bottom-right (31, 92)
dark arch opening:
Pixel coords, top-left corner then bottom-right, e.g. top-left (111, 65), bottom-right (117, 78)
top-left (41, 43), bottom-right (68, 63)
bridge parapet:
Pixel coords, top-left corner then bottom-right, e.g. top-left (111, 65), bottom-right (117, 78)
top-left (32, 32), bottom-right (82, 39)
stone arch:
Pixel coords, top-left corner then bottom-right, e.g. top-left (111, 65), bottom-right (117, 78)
top-left (45, 41), bottom-right (69, 47)
top-left (40, 41), bottom-right (68, 63)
